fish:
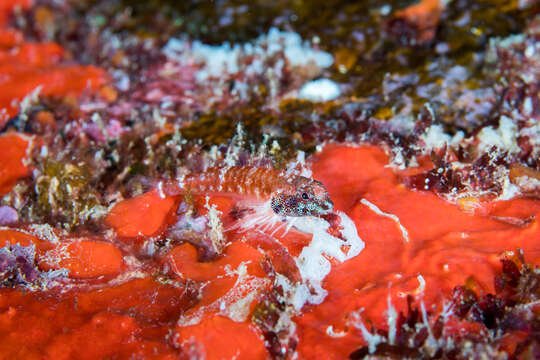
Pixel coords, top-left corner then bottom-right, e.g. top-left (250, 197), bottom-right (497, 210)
top-left (156, 165), bottom-right (334, 234)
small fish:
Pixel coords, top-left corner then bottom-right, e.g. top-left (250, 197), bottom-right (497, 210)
top-left (158, 166), bottom-right (333, 218)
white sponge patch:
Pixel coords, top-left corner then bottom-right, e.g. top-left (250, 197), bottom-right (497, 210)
top-left (290, 211), bottom-right (364, 309)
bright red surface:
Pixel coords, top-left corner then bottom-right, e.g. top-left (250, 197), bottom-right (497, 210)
top-left (1, 1), bottom-right (540, 359)
top-left (0, 133), bottom-right (31, 195)
top-left (0, 1), bottom-right (106, 129)
top-left (38, 239), bottom-right (125, 279)
top-left (101, 144), bottom-right (540, 359)
top-left (106, 190), bottom-right (179, 239)
top-left (174, 316), bottom-right (268, 360)
top-left (295, 144), bottom-right (540, 359)
top-left (3, 101), bottom-right (540, 360)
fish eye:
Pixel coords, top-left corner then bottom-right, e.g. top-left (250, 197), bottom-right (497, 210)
top-left (301, 192), bottom-right (309, 200)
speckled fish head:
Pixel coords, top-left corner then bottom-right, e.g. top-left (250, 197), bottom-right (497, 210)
top-left (271, 176), bottom-right (333, 217)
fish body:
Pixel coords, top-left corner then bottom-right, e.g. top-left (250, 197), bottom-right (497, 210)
top-left (158, 166), bottom-right (333, 217)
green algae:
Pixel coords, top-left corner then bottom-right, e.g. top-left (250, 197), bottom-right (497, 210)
top-left (32, 159), bottom-right (103, 229)
top-left (181, 98), bottom-right (342, 158)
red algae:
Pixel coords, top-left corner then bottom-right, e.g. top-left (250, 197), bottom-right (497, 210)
top-left (106, 190), bottom-right (179, 239)
top-left (101, 144), bottom-right (540, 359)
top-left (0, 228), bottom-right (50, 250)
top-left (3, 142), bottom-right (540, 358)
top-left (389, 0), bottom-right (444, 44)
top-left (164, 241), bottom-right (266, 282)
top-left (174, 316), bottom-right (268, 360)
top-left (0, 228), bottom-right (123, 278)
top-left (167, 240), bottom-right (270, 325)
top-left (38, 240), bottom-right (125, 279)
top-left (0, 0), bottom-right (31, 27)
top-left (0, 278), bottom-right (196, 359)
top-left (0, 43), bottom-right (106, 126)
top-left (0, 29), bottom-right (22, 48)
top-left (2, 0), bottom-right (540, 358)
top-left (0, 133), bottom-right (31, 195)
top-left (0, 1), bottom-right (107, 128)
top-left (294, 145), bottom-right (540, 359)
